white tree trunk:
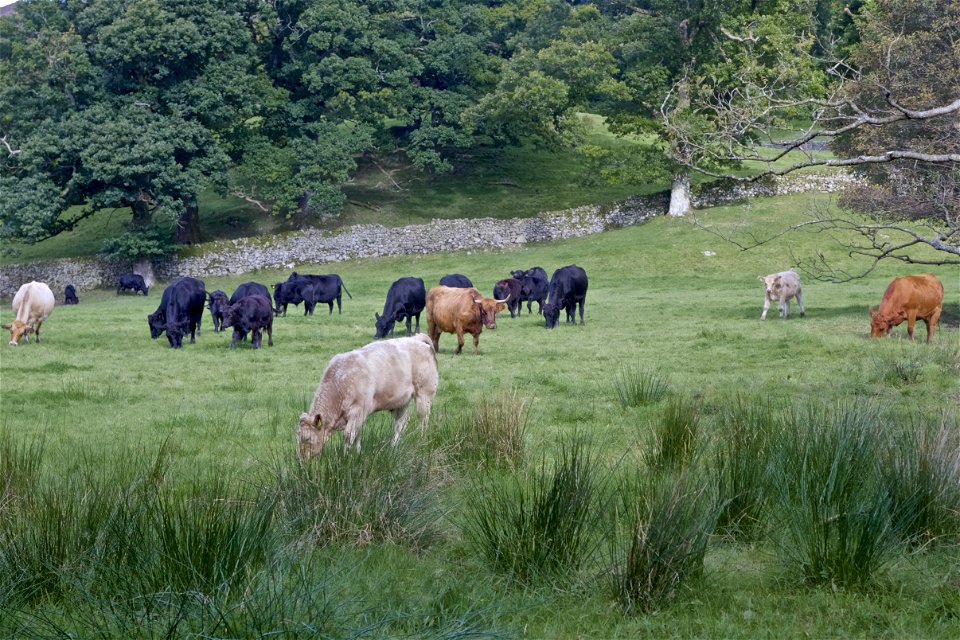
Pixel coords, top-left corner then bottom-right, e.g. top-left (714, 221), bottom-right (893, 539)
top-left (668, 172), bottom-right (691, 217)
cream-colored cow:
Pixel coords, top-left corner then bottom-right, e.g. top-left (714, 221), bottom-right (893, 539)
top-left (4, 281), bottom-right (55, 345)
top-left (758, 271), bottom-right (805, 320)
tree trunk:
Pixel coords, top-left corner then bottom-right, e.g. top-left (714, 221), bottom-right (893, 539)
top-left (130, 197), bottom-right (153, 228)
top-left (176, 200), bottom-right (201, 245)
top-left (668, 172), bottom-right (691, 217)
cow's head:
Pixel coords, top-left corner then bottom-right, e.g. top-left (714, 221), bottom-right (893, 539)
top-left (374, 311), bottom-right (395, 339)
top-left (298, 413), bottom-right (326, 460)
top-left (475, 295), bottom-right (507, 329)
top-left (543, 303), bottom-right (560, 329)
top-left (221, 303), bottom-right (239, 329)
top-left (3, 320), bottom-right (29, 346)
top-left (166, 320), bottom-right (187, 348)
top-left (510, 270), bottom-right (526, 280)
top-left (147, 311), bottom-right (165, 339)
top-left (869, 307), bottom-right (899, 338)
top-left (758, 274), bottom-right (781, 298)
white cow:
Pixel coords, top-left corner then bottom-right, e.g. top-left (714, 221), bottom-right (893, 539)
top-left (3, 281), bottom-right (55, 346)
top-left (298, 334), bottom-right (439, 458)
top-left (758, 271), bottom-right (805, 320)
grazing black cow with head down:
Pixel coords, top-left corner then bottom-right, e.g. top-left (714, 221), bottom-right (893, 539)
top-left (510, 267), bottom-right (548, 315)
top-left (287, 272), bottom-right (351, 315)
top-left (375, 277), bottom-right (427, 338)
top-left (230, 282), bottom-right (270, 304)
top-left (543, 265), bottom-right (588, 329)
top-left (272, 280), bottom-right (307, 316)
top-left (208, 290), bottom-right (229, 332)
top-left (222, 294), bottom-right (274, 349)
top-left (147, 277), bottom-right (206, 348)
top-left (64, 285), bottom-right (79, 305)
top-left (493, 278), bottom-right (524, 318)
top-left (117, 273), bottom-right (149, 296)
top-left (439, 274), bottom-right (473, 288)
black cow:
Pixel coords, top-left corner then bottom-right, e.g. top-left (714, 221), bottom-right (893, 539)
top-left (230, 281), bottom-right (270, 304)
top-left (147, 277), bottom-right (206, 348)
top-left (64, 285), bottom-right (79, 305)
top-left (543, 265), bottom-right (588, 329)
top-left (287, 272), bottom-right (352, 315)
top-left (375, 277), bottom-right (427, 338)
top-left (222, 294), bottom-right (274, 349)
top-left (117, 273), bottom-right (149, 296)
top-left (272, 280), bottom-right (309, 317)
top-left (493, 278), bottom-right (523, 318)
top-left (208, 290), bottom-right (229, 332)
top-left (439, 274), bottom-right (473, 288)
top-left (511, 267), bottom-right (548, 315)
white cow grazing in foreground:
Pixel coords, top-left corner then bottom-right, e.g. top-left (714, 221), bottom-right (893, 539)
top-left (3, 281), bottom-right (55, 346)
top-left (298, 333), bottom-right (439, 459)
top-left (758, 271), bottom-right (805, 320)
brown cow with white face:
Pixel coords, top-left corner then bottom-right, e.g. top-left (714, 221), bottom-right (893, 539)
top-left (425, 286), bottom-right (508, 355)
top-left (870, 274), bottom-right (944, 343)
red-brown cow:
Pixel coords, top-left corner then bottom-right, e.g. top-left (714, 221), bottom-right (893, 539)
top-left (870, 274), bottom-right (944, 344)
top-left (425, 286), bottom-right (508, 355)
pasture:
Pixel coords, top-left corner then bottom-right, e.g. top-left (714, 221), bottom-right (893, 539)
top-left (1, 193), bottom-right (958, 638)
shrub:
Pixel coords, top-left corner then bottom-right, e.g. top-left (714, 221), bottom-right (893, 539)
top-left (609, 470), bottom-right (718, 613)
top-left (614, 364), bottom-right (669, 407)
top-left (768, 400), bottom-right (909, 587)
top-left (647, 396), bottom-right (701, 472)
top-left (712, 395), bottom-right (776, 541)
top-left (462, 436), bottom-right (604, 585)
top-left (428, 391), bottom-right (529, 471)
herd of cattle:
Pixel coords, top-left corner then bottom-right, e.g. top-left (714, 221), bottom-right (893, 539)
top-left (3, 266), bottom-right (947, 456)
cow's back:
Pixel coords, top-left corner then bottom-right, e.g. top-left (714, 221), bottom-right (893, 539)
top-left (881, 274), bottom-right (944, 314)
top-left (13, 282), bottom-right (55, 324)
top-left (426, 286), bottom-right (475, 329)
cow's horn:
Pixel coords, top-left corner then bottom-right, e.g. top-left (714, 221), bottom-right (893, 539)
top-left (494, 294), bottom-right (510, 304)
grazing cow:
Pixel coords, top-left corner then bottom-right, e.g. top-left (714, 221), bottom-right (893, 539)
top-left (147, 277), bottom-right (206, 348)
top-left (298, 334), bottom-right (439, 458)
top-left (758, 270), bottom-right (805, 320)
top-left (286, 272), bottom-right (352, 314)
top-left (543, 265), bottom-right (588, 329)
top-left (425, 285), bottom-right (508, 354)
top-left (870, 274), bottom-right (944, 344)
top-left (208, 290), bottom-right (229, 332)
top-left (222, 294), bottom-right (274, 349)
top-left (439, 273), bottom-right (473, 288)
top-left (511, 267), bottom-right (548, 315)
top-left (64, 284), bottom-right (79, 305)
top-left (272, 280), bottom-right (309, 317)
top-left (375, 277), bottom-right (427, 338)
top-left (117, 273), bottom-right (149, 296)
top-left (493, 278), bottom-right (524, 318)
top-left (4, 281), bottom-right (55, 346)
top-left (230, 281), bottom-right (270, 304)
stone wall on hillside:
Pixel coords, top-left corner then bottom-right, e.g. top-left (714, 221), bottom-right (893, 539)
top-left (0, 173), bottom-right (855, 298)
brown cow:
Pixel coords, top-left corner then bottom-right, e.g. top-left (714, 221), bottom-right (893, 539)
top-left (425, 285), bottom-right (508, 354)
top-left (870, 274), bottom-right (944, 344)
top-left (298, 334), bottom-right (439, 458)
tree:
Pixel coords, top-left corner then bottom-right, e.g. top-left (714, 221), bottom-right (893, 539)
top-left (671, 0), bottom-right (959, 277)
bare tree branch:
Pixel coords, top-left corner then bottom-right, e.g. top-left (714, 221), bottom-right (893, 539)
top-left (1, 134), bottom-right (21, 157)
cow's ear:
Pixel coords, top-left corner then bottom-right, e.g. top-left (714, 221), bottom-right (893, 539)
top-left (313, 414), bottom-right (321, 428)
top-left (496, 303), bottom-right (506, 312)
top-left (757, 276), bottom-right (764, 282)
top-left (869, 307), bottom-right (877, 317)
top-left (375, 312), bottom-right (380, 320)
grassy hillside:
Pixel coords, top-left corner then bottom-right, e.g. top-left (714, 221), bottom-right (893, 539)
top-left (1, 192), bottom-right (958, 637)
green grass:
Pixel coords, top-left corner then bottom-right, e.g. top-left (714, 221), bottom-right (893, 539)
top-left (1, 192), bottom-right (958, 637)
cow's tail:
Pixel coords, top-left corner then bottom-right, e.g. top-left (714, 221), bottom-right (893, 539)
top-left (340, 280), bottom-right (353, 299)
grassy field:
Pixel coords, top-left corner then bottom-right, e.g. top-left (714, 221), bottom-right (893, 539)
top-left (1, 193), bottom-right (958, 638)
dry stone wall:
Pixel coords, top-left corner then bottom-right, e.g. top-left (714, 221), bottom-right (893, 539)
top-left (0, 173), bottom-right (855, 298)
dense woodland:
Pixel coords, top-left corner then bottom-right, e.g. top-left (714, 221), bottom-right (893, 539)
top-left (0, 0), bottom-right (957, 267)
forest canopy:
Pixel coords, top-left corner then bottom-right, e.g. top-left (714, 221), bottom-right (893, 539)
top-left (1, 0), bottom-right (956, 266)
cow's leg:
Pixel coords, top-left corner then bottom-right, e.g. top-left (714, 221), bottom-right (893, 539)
top-left (414, 388), bottom-right (435, 434)
top-left (391, 404), bottom-right (412, 446)
top-left (428, 322), bottom-right (441, 352)
top-left (266, 321), bottom-right (273, 347)
top-left (925, 306), bottom-right (942, 344)
top-left (252, 328), bottom-right (262, 349)
top-left (906, 311), bottom-right (918, 341)
top-left (34, 320), bottom-right (42, 343)
top-left (779, 299), bottom-right (789, 320)
top-left (761, 295), bottom-right (770, 320)
top-left (328, 301), bottom-right (334, 315)
top-left (455, 330), bottom-right (465, 355)
top-left (796, 290), bottom-right (806, 318)
top-left (230, 328), bottom-right (240, 349)
top-left (336, 295), bottom-right (342, 314)
top-left (414, 312), bottom-right (420, 334)
top-left (405, 315), bottom-right (413, 336)
top-left (578, 300), bottom-right (585, 325)
top-left (471, 331), bottom-right (480, 355)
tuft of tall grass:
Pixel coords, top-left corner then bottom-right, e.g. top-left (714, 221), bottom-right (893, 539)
top-left (768, 400), bottom-right (910, 587)
top-left (712, 395), bottom-right (776, 541)
top-left (647, 396), bottom-right (701, 472)
top-left (608, 470), bottom-right (718, 613)
top-left (871, 347), bottom-right (926, 385)
top-left (278, 440), bottom-right (445, 550)
top-left (428, 391), bottom-right (529, 471)
top-left (883, 416), bottom-right (960, 548)
top-left (0, 431), bottom-right (44, 518)
top-left (614, 364), bottom-right (670, 407)
top-left (462, 436), bottom-right (604, 585)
